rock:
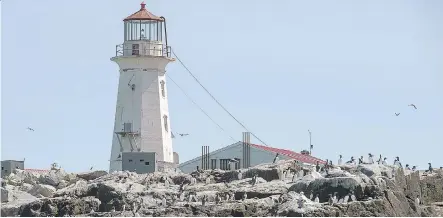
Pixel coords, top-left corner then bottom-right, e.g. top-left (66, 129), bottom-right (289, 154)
top-left (1, 187), bottom-right (8, 202)
top-left (77, 170), bottom-right (108, 181)
top-left (358, 164), bottom-right (382, 177)
top-left (28, 184), bottom-right (57, 198)
top-left (1, 160), bottom-right (442, 217)
top-left (18, 183), bottom-right (34, 193)
top-left (294, 176), bottom-right (365, 203)
top-left (38, 171), bottom-right (61, 186)
top-left (420, 173), bottom-right (443, 204)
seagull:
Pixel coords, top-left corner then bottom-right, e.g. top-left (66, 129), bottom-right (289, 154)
top-left (26, 127), bottom-right (35, 131)
top-left (395, 113), bottom-right (400, 116)
top-left (178, 133), bottom-right (189, 137)
top-left (408, 104), bottom-right (417, 109)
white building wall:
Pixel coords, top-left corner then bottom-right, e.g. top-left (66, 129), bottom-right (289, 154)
top-left (109, 56), bottom-right (174, 172)
top-left (178, 142), bottom-right (290, 173)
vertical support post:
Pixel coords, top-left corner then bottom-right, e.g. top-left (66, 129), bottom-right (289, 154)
top-left (201, 146), bottom-right (204, 170)
top-left (242, 132), bottom-right (251, 169)
top-left (206, 146), bottom-right (209, 170)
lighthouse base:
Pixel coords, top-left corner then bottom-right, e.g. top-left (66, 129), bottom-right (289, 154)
top-left (115, 152), bottom-right (177, 174)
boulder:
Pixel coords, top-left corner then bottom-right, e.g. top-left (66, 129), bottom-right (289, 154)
top-left (294, 176), bottom-right (365, 202)
top-left (18, 183), bottom-right (34, 193)
top-left (38, 171), bottom-right (61, 187)
top-left (28, 184), bottom-right (56, 198)
top-left (77, 171), bottom-right (108, 181)
top-left (1, 187), bottom-right (8, 202)
top-left (358, 164), bottom-right (382, 177)
top-left (420, 173), bottom-right (443, 204)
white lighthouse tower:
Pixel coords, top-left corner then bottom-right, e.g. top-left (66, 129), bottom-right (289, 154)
top-left (109, 2), bottom-right (175, 172)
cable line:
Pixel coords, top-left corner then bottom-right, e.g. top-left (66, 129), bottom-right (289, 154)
top-left (171, 49), bottom-right (269, 146)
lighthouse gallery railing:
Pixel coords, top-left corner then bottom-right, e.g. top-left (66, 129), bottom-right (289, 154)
top-left (115, 44), bottom-right (172, 58)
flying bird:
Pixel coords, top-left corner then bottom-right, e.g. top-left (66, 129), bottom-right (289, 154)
top-left (90, 166), bottom-right (93, 171)
top-left (179, 133), bottom-right (189, 137)
top-left (26, 127), bottom-right (35, 131)
top-left (395, 113), bottom-right (400, 116)
top-left (408, 104), bottom-right (417, 109)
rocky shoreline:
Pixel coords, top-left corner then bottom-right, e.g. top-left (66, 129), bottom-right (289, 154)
top-left (1, 160), bottom-right (442, 217)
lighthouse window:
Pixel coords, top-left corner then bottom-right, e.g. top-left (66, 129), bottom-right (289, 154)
top-left (163, 115), bottom-right (169, 132)
top-left (160, 81), bottom-right (165, 97)
top-left (132, 44), bottom-right (139, 55)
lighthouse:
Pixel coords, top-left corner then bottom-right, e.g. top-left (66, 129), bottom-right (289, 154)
top-left (109, 2), bottom-right (175, 172)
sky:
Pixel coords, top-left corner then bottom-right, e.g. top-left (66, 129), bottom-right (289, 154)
top-left (1, 0), bottom-right (442, 172)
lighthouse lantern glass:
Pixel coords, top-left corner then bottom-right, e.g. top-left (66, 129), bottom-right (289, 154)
top-left (124, 20), bottom-right (163, 42)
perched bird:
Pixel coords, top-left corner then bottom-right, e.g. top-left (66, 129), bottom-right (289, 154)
top-left (377, 155), bottom-right (382, 164)
top-left (273, 153), bottom-right (280, 164)
top-left (332, 192), bottom-right (338, 204)
top-left (251, 174), bottom-right (258, 186)
top-left (122, 205), bottom-right (126, 211)
top-left (237, 170), bottom-right (243, 180)
top-left (225, 193), bottom-right (230, 201)
top-left (328, 194), bottom-right (334, 206)
top-left (26, 127), bottom-right (35, 131)
top-left (309, 193), bottom-right (313, 200)
top-left (368, 153), bottom-right (374, 164)
top-left (111, 206), bottom-right (116, 212)
top-left (292, 173), bottom-right (298, 182)
top-left (338, 198), bottom-right (344, 204)
top-left (415, 197), bottom-right (420, 211)
top-left (242, 192), bottom-right (248, 201)
top-left (408, 104), bottom-right (417, 109)
top-left (428, 163), bottom-right (433, 173)
top-left (412, 166), bottom-right (417, 171)
top-left (215, 194), bottom-right (221, 204)
top-left (338, 155), bottom-right (343, 165)
top-left (346, 157), bottom-right (356, 164)
top-left (405, 164), bottom-right (411, 170)
top-left (298, 169), bottom-right (304, 178)
top-left (165, 179), bottom-right (170, 188)
top-left (350, 192), bottom-right (357, 202)
top-left (314, 194), bottom-right (320, 203)
top-left (343, 194), bottom-right (349, 204)
top-left (395, 113), bottom-right (400, 116)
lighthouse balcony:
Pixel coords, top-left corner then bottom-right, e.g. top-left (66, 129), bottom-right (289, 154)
top-left (115, 41), bottom-right (171, 58)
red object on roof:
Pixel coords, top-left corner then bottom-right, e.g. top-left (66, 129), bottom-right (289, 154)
top-left (250, 144), bottom-right (326, 165)
top-left (123, 2), bottom-right (163, 22)
top-left (24, 169), bottom-right (49, 173)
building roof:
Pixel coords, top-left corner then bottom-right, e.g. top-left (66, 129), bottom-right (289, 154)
top-left (250, 143), bottom-right (326, 165)
top-left (123, 2), bottom-right (163, 22)
top-left (24, 169), bottom-right (49, 173)
top-left (179, 141), bottom-right (325, 167)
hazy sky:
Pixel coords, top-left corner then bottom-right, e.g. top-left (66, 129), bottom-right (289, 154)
top-left (1, 0), bottom-right (442, 172)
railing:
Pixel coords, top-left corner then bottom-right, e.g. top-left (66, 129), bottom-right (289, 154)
top-left (115, 44), bottom-right (172, 58)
